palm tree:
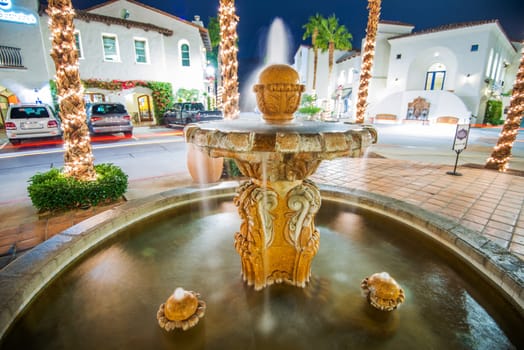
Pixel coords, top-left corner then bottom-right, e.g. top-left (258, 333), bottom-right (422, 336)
top-left (302, 14), bottom-right (324, 92)
top-left (207, 17), bottom-right (220, 68)
top-left (218, 0), bottom-right (240, 119)
top-left (316, 15), bottom-right (352, 82)
top-left (47, 0), bottom-right (96, 181)
top-left (485, 45), bottom-right (524, 171)
top-left (355, 0), bottom-right (382, 124)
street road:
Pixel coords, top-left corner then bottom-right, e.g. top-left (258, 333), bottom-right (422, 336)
top-left (0, 123), bottom-right (522, 204)
top-left (0, 128), bottom-right (187, 203)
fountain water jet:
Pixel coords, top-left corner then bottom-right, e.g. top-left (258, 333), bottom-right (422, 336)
top-left (264, 17), bottom-right (291, 65)
top-left (242, 17), bottom-right (292, 112)
top-left (185, 64), bottom-right (377, 290)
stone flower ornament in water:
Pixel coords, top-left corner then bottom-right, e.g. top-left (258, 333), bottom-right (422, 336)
top-left (361, 272), bottom-right (405, 311)
top-left (157, 287), bottom-right (206, 331)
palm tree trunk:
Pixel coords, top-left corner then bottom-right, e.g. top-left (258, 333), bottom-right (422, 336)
top-left (355, 0), bottom-right (381, 124)
top-left (312, 30), bottom-right (318, 91)
top-left (219, 0), bottom-right (240, 119)
top-left (328, 41), bottom-right (334, 77)
top-left (313, 48), bottom-right (318, 91)
top-left (48, 0), bottom-right (96, 181)
top-left (485, 45), bottom-right (524, 171)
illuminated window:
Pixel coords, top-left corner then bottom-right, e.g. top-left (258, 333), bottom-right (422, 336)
top-left (491, 52), bottom-right (499, 80)
top-left (74, 31), bottom-right (83, 59)
top-left (424, 63), bottom-right (446, 90)
top-left (181, 43), bottom-right (190, 67)
top-left (485, 48), bottom-right (493, 77)
top-left (134, 38), bottom-right (148, 64)
top-left (102, 34), bottom-right (120, 62)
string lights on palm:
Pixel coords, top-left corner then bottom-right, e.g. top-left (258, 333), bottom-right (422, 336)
top-left (47, 0), bottom-right (96, 181)
top-left (218, 0), bottom-right (240, 119)
top-left (485, 44), bottom-right (524, 172)
top-left (356, 0), bottom-right (381, 124)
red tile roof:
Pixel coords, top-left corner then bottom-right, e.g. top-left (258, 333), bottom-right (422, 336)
top-left (75, 10), bottom-right (173, 36)
top-left (82, 0), bottom-right (211, 51)
top-left (379, 20), bottom-right (414, 27)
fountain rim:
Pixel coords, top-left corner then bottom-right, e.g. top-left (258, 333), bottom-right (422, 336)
top-left (0, 181), bottom-right (522, 339)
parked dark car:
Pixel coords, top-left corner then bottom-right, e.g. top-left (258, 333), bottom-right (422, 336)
top-left (86, 102), bottom-right (133, 137)
top-left (4, 104), bottom-right (62, 145)
top-left (163, 102), bottom-right (223, 126)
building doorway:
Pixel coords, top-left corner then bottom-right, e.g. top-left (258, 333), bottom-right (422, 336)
top-left (0, 88), bottom-right (20, 128)
top-left (0, 95), bottom-right (8, 128)
top-left (424, 63), bottom-right (446, 90)
top-left (137, 95), bottom-right (152, 122)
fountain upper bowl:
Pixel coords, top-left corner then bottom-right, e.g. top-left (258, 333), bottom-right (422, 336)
top-left (184, 119), bottom-right (377, 181)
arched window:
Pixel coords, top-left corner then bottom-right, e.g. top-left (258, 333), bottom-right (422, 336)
top-left (424, 63), bottom-right (446, 90)
top-left (180, 43), bottom-right (190, 67)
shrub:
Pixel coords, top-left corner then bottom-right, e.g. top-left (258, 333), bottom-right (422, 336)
top-left (484, 100), bottom-right (503, 125)
top-left (28, 163), bottom-right (128, 212)
top-left (298, 105), bottom-right (323, 117)
top-left (298, 93), bottom-right (323, 119)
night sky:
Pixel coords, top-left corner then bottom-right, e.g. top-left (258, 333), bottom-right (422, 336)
top-left (71, 0), bottom-right (523, 90)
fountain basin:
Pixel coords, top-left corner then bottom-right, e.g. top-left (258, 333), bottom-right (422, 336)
top-left (0, 183), bottom-right (522, 348)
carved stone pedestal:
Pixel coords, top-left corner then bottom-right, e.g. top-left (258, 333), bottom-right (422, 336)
top-left (234, 179), bottom-right (320, 290)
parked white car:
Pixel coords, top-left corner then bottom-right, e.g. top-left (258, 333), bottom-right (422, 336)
top-left (4, 104), bottom-right (62, 145)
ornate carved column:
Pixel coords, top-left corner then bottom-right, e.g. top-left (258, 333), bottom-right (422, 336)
top-left (234, 179), bottom-right (320, 290)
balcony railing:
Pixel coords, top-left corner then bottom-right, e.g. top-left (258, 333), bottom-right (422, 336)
top-left (0, 46), bottom-right (24, 68)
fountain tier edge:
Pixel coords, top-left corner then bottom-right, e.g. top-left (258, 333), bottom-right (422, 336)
top-left (185, 120), bottom-right (377, 172)
top-left (0, 182), bottom-right (522, 347)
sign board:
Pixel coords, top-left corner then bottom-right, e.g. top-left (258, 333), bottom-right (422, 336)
top-left (451, 123), bottom-right (470, 151)
top-left (0, 0), bottom-right (37, 25)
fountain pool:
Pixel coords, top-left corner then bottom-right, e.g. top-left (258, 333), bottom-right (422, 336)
top-left (0, 184), bottom-right (522, 349)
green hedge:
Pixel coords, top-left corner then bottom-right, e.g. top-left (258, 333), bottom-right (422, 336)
top-left (484, 100), bottom-right (503, 125)
top-left (28, 163), bottom-right (128, 212)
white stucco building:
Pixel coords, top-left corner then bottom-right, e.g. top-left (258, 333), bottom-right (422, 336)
top-left (294, 19), bottom-right (520, 125)
top-left (0, 0), bottom-right (212, 124)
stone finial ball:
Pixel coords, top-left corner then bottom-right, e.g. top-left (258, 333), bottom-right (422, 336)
top-left (164, 288), bottom-right (199, 321)
top-left (257, 64), bottom-right (300, 85)
top-left (253, 64), bottom-right (305, 124)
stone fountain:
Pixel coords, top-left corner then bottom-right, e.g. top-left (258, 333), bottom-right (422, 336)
top-left (185, 64), bottom-right (377, 290)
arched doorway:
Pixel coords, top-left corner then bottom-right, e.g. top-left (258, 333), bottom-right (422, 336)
top-left (0, 86), bottom-right (20, 128)
top-left (425, 63), bottom-right (446, 90)
top-left (0, 95), bottom-right (8, 128)
top-left (137, 95), bottom-right (152, 122)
